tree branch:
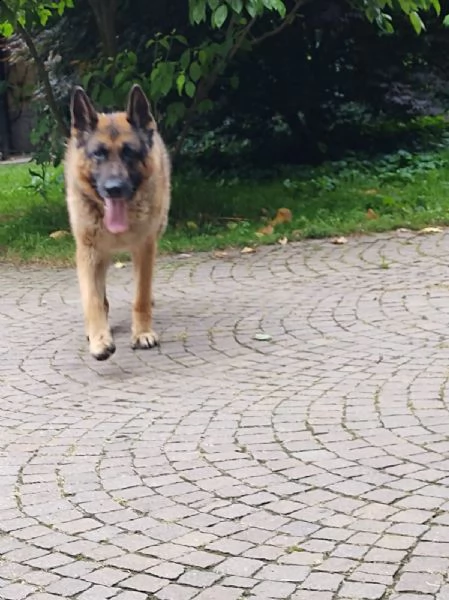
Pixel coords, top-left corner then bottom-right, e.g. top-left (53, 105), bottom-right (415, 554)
top-left (172, 16), bottom-right (257, 161)
top-left (250, 0), bottom-right (308, 47)
top-left (172, 0), bottom-right (307, 162)
top-left (16, 23), bottom-right (69, 137)
top-left (88, 0), bottom-right (118, 57)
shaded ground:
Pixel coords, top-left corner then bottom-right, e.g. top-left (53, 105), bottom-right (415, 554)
top-left (2, 231), bottom-right (449, 599)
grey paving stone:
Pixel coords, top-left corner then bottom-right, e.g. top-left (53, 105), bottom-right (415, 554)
top-left (395, 572), bottom-right (443, 594)
top-left (221, 576), bottom-right (257, 588)
top-left (46, 577), bottom-right (91, 596)
top-left (119, 574), bottom-right (167, 593)
top-left (252, 581), bottom-right (296, 597)
top-left (149, 563), bottom-right (185, 580)
top-left (256, 564), bottom-right (310, 582)
top-left (178, 570), bottom-right (221, 588)
top-left (77, 585), bottom-right (118, 599)
top-left (302, 572), bottom-right (344, 591)
top-left (194, 586), bottom-right (243, 600)
top-left (155, 584), bottom-right (198, 600)
top-left (0, 582), bottom-right (37, 600)
top-left (84, 567), bottom-right (129, 586)
top-left (339, 582), bottom-right (386, 599)
top-left (215, 557), bottom-right (263, 577)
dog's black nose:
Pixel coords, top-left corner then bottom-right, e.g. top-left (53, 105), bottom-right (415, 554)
top-left (103, 178), bottom-right (129, 198)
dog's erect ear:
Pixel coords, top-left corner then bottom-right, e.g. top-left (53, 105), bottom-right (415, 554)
top-left (70, 87), bottom-right (98, 132)
top-left (126, 84), bottom-right (155, 130)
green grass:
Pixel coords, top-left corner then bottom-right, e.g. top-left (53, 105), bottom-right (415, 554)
top-left (2, 146), bottom-right (449, 264)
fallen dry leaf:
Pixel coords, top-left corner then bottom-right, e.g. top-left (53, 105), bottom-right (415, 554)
top-left (278, 236), bottom-right (288, 246)
top-left (49, 230), bottom-right (70, 239)
top-left (241, 246), bottom-right (256, 254)
top-left (186, 221), bottom-right (198, 230)
top-left (257, 224), bottom-right (274, 236)
top-left (253, 333), bottom-right (272, 342)
top-left (213, 251), bottom-right (228, 258)
top-left (272, 207), bottom-right (293, 225)
top-left (331, 236), bottom-right (348, 245)
top-left (363, 189), bottom-right (379, 195)
top-left (419, 226), bottom-right (443, 234)
top-left (178, 253), bottom-right (192, 258)
top-left (366, 208), bottom-right (378, 220)
top-left (114, 261), bottom-right (126, 269)
top-left (396, 227), bottom-right (411, 233)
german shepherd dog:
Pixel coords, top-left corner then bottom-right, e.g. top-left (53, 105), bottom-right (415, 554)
top-left (65, 85), bottom-right (170, 361)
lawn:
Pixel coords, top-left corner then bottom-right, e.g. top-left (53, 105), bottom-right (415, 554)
top-left (2, 147), bottom-right (449, 264)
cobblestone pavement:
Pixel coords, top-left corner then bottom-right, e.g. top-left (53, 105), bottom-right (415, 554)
top-left (4, 230), bottom-right (449, 600)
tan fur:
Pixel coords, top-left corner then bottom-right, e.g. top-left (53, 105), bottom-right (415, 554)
top-left (65, 95), bottom-right (170, 360)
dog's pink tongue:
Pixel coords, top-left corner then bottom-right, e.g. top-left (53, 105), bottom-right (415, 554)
top-left (103, 198), bottom-right (128, 234)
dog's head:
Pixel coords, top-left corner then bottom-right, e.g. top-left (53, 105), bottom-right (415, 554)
top-left (70, 85), bottom-right (155, 234)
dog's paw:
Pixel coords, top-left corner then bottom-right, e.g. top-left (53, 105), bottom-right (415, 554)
top-left (90, 332), bottom-right (116, 361)
top-left (131, 330), bottom-right (159, 350)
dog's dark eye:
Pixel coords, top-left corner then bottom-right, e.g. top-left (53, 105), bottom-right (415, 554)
top-left (121, 145), bottom-right (142, 162)
top-left (92, 146), bottom-right (108, 161)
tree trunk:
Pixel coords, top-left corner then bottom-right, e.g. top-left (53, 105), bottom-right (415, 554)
top-left (88, 0), bottom-right (118, 58)
top-left (0, 3), bottom-right (69, 138)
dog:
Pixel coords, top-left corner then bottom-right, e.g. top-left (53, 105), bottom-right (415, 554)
top-left (64, 84), bottom-right (171, 361)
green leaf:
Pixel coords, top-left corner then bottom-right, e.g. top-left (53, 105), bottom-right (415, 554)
top-left (208, 0), bottom-right (220, 9)
top-left (198, 49), bottom-right (208, 65)
top-left (176, 73), bottom-right (186, 95)
top-left (174, 34), bottom-right (188, 45)
top-left (431, 0), bottom-right (441, 15)
top-left (185, 81), bottom-right (196, 98)
top-left (114, 71), bottom-right (129, 87)
top-left (81, 72), bottom-right (94, 89)
top-left (180, 49), bottom-right (191, 70)
top-left (99, 88), bottom-right (114, 107)
top-left (212, 4), bottom-right (228, 28)
top-left (150, 62), bottom-right (175, 98)
top-left (197, 98), bottom-right (214, 113)
top-left (189, 61), bottom-right (202, 82)
top-left (247, 0), bottom-right (265, 16)
top-left (230, 74), bottom-right (239, 89)
top-left (190, 0), bottom-right (207, 23)
top-left (409, 10), bottom-right (425, 32)
top-left (126, 51), bottom-right (137, 66)
top-left (37, 7), bottom-right (51, 25)
top-left (0, 22), bottom-right (14, 37)
top-left (159, 38), bottom-right (170, 50)
top-left (267, 0), bottom-right (286, 16)
top-left (443, 13), bottom-right (449, 25)
top-left (382, 20), bottom-right (395, 33)
top-left (398, 0), bottom-right (411, 14)
top-left (160, 62), bottom-right (175, 95)
top-left (166, 102), bottom-right (186, 127)
top-left (229, 0), bottom-right (243, 13)
top-left (150, 64), bottom-right (162, 82)
top-left (91, 83), bottom-right (100, 102)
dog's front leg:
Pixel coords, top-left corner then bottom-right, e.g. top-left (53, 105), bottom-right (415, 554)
top-left (76, 245), bottom-right (115, 360)
top-left (131, 237), bottom-right (159, 349)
